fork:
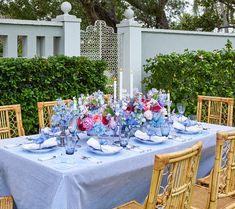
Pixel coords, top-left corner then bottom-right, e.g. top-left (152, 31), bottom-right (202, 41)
top-left (77, 153), bottom-right (102, 164)
top-left (127, 144), bottom-right (152, 153)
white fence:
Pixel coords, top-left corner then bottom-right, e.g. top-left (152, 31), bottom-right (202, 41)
top-left (0, 2), bottom-right (235, 92)
top-left (0, 2), bottom-right (81, 58)
top-left (117, 8), bottom-right (235, 92)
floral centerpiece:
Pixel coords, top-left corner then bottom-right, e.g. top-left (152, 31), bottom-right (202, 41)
top-left (50, 88), bottom-right (170, 142)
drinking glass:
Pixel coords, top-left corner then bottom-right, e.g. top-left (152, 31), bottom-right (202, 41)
top-left (119, 126), bottom-right (129, 148)
top-left (160, 123), bottom-right (171, 137)
top-left (65, 135), bottom-right (77, 155)
top-left (177, 103), bottom-right (186, 122)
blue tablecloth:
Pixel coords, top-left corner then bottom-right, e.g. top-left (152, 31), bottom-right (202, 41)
top-left (0, 123), bottom-right (234, 209)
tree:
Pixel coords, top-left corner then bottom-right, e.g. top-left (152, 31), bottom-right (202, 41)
top-left (0, 0), bottom-right (188, 30)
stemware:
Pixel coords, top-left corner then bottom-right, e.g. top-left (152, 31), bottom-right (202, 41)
top-left (177, 103), bottom-right (186, 122)
top-left (160, 123), bottom-right (171, 137)
top-left (119, 125), bottom-right (129, 148)
top-left (65, 135), bottom-right (77, 155)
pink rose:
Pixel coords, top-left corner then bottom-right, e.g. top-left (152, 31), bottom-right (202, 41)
top-left (83, 117), bottom-right (93, 131)
top-left (93, 114), bottom-right (102, 122)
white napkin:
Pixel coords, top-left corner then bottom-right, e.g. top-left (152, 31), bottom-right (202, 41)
top-left (173, 121), bottom-right (203, 133)
top-left (87, 137), bottom-right (122, 153)
top-left (134, 130), bottom-right (167, 143)
top-left (22, 137), bottom-right (57, 150)
top-left (172, 115), bottom-right (188, 122)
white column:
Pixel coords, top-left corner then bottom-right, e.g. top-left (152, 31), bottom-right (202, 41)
top-left (44, 36), bottom-right (54, 57)
top-left (52, 2), bottom-right (81, 56)
top-left (117, 7), bottom-right (142, 92)
top-left (27, 36), bottom-right (37, 58)
top-left (3, 34), bottom-right (18, 57)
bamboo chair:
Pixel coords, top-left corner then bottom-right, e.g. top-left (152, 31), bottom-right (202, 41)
top-left (37, 100), bottom-right (71, 129)
top-left (0, 196), bottom-right (13, 209)
top-left (0, 104), bottom-right (24, 208)
top-left (0, 104), bottom-right (25, 139)
top-left (113, 141), bottom-right (203, 209)
top-left (192, 131), bottom-right (235, 209)
top-left (197, 95), bottom-right (234, 187)
top-left (197, 96), bottom-right (234, 127)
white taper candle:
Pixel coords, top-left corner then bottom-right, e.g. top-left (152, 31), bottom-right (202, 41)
top-left (167, 92), bottom-right (171, 115)
top-left (119, 70), bottom-right (123, 100)
top-left (114, 79), bottom-right (117, 101)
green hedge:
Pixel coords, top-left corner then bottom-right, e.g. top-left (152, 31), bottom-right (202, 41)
top-left (0, 56), bottom-right (107, 134)
top-left (143, 41), bottom-right (235, 117)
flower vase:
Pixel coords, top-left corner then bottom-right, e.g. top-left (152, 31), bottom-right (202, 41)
top-left (59, 126), bottom-right (67, 147)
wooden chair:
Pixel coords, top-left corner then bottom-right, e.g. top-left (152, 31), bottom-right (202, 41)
top-left (0, 196), bottom-right (13, 209)
top-left (0, 104), bottom-right (25, 139)
top-left (192, 131), bottom-right (235, 209)
top-left (197, 96), bottom-right (234, 127)
top-left (0, 104), bottom-right (24, 208)
top-left (37, 100), bottom-right (71, 129)
top-left (113, 141), bottom-right (203, 209)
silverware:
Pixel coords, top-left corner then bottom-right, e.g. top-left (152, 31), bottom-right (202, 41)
top-left (4, 143), bottom-right (23, 148)
top-left (126, 144), bottom-right (152, 153)
top-left (38, 155), bottom-right (57, 161)
top-left (77, 153), bottom-right (102, 164)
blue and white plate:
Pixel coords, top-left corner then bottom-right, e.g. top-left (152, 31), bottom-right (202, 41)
top-left (135, 137), bottom-right (167, 145)
top-left (174, 128), bottom-right (202, 135)
top-left (22, 146), bottom-right (58, 153)
top-left (87, 146), bottom-right (121, 155)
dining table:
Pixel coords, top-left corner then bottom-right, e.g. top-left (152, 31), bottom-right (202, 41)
top-left (0, 123), bottom-right (234, 209)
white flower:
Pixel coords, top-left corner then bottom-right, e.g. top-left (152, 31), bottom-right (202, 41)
top-left (160, 107), bottom-right (167, 116)
top-left (122, 105), bottom-right (127, 110)
top-left (144, 110), bottom-right (153, 120)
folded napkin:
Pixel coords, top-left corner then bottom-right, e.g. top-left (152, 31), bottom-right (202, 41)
top-left (41, 127), bottom-right (61, 136)
top-left (172, 115), bottom-right (188, 122)
top-left (87, 137), bottom-right (122, 153)
top-left (22, 137), bottom-right (57, 150)
top-left (134, 130), bottom-right (167, 142)
top-left (173, 121), bottom-right (203, 133)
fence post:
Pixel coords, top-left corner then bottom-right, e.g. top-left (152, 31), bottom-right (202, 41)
top-left (53, 2), bottom-right (81, 56)
top-left (117, 7), bottom-right (142, 92)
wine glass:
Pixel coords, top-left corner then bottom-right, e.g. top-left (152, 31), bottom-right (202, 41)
top-left (177, 103), bottom-right (186, 122)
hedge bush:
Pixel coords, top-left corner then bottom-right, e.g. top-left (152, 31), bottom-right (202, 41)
top-left (143, 41), bottom-right (235, 118)
top-left (0, 56), bottom-right (107, 134)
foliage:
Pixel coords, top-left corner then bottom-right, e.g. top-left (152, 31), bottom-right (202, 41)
top-left (0, 56), bottom-right (107, 134)
top-left (173, 0), bottom-right (234, 31)
top-left (142, 40), bottom-right (235, 117)
top-left (0, 0), bottom-right (188, 30)
top-left (172, 13), bottom-right (222, 31)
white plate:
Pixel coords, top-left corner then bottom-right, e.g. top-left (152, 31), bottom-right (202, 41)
top-left (22, 146), bottom-right (58, 153)
top-left (135, 137), bottom-right (167, 145)
top-left (87, 146), bottom-right (121, 155)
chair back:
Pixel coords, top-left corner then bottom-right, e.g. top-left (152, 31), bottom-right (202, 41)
top-left (197, 95), bottom-right (234, 126)
top-left (37, 100), bottom-right (71, 129)
top-left (144, 141), bottom-right (203, 209)
top-left (208, 131), bottom-right (235, 209)
top-left (0, 104), bottom-right (25, 139)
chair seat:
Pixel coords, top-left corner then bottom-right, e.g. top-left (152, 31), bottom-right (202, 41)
top-left (191, 185), bottom-right (235, 209)
top-left (197, 175), bottom-right (210, 186)
top-left (0, 196), bottom-right (13, 209)
top-left (113, 200), bottom-right (143, 209)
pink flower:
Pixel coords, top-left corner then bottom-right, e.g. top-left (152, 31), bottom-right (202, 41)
top-left (83, 117), bottom-right (93, 131)
top-left (144, 110), bottom-right (153, 120)
top-left (93, 114), bottom-right (102, 122)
